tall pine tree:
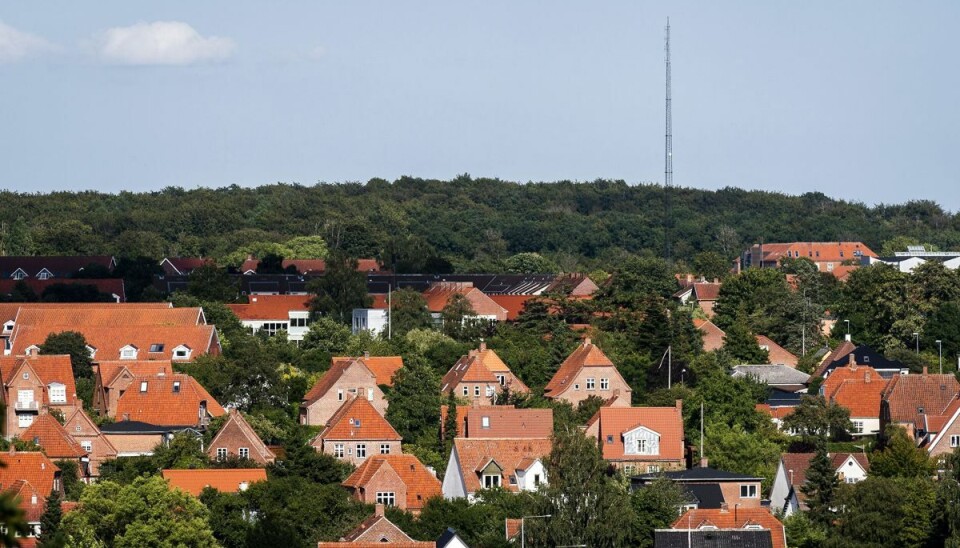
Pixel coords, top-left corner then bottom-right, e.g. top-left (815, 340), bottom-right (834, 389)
top-left (37, 489), bottom-right (65, 548)
top-left (801, 438), bottom-right (840, 528)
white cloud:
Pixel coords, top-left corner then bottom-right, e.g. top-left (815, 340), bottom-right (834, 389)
top-left (0, 20), bottom-right (55, 63)
top-left (96, 21), bottom-right (234, 65)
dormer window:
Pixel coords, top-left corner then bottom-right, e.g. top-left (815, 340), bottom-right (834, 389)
top-left (172, 381), bottom-right (181, 394)
top-left (36, 269), bottom-right (53, 281)
top-left (120, 345), bottom-right (138, 360)
top-left (481, 416), bottom-right (490, 429)
top-left (25, 345), bottom-right (39, 357)
top-left (48, 383), bottom-right (66, 404)
top-left (86, 345), bottom-right (97, 360)
top-left (2, 321), bottom-right (13, 333)
top-left (172, 345), bottom-right (191, 360)
top-left (483, 473), bottom-right (501, 488)
top-left (11, 269), bottom-right (27, 281)
top-left (140, 381), bottom-right (148, 393)
top-left (623, 426), bottom-right (661, 456)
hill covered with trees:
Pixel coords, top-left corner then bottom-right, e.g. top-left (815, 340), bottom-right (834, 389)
top-left (0, 177), bottom-right (956, 272)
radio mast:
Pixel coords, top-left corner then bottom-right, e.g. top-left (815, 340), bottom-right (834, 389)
top-left (664, 18), bottom-right (673, 261)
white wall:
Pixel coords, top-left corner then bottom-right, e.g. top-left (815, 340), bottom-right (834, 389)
top-left (351, 309), bottom-right (388, 336)
top-left (515, 459), bottom-right (547, 492)
top-left (442, 448), bottom-right (467, 500)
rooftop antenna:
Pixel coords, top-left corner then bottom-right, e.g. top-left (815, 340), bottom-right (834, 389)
top-left (664, 17), bottom-right (673, 262)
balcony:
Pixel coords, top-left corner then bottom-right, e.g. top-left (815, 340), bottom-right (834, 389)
top-left (14, 401), bottom-right (39, 412)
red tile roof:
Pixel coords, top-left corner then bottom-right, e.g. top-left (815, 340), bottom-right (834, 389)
top-left (882, 372), bottom-right (960, 429)
top-left (823, 364), bottom-right (888, 418)
top-left (756, 404), bottom-right (795, 421)
top-left (692, 282), bottom-right (721, 301)
top-left (332, 356), bottom-right (404, 387)
top-left (756, 335), bottom-right (798, 368)
top-left (343, 455), bottom-right (441, 511)
top-left (487, 294), bottom-right (535, 321)
top-left (463, 407), bottom-right (553, 439)
top-left (318, 543), bottom-right (432, 548)
top-left (12, 306), bottom-right (204, 328)
top-left (11, 324), bottom-right (219, 362)
top-left (672, 508), bottom-right (787, 548)
top-left (585, 404), bottom-right (684, 461)
top-left (227, 295), bottom-right (311, 321)
top-left (162, 468), bottom-right (267, 496)
top-left (240, 258), bottom-right (381, 275)
top-left (780, 452), bottom-right (869, 504)
top-left (303, 360), bottom-right (377, 405)
top-left (114, 373), bottom-right (224, 426)
top-left (21, 414), bottom-right (88, 459)
top-left (0, 451), bottom-right (59, 501)
top-left (96, 360), bottom-right (173, 387)
top-left (450, 438), bottom-right (552, 494)
top-left (0, 355), bottom-right (77, 407)
top-left (318, 397), bottom-right (401, 441)
top-left (544, 338), bottom-right (616, 397)
top-left (422, 283), bottom-right (507, 320)
top-left (752, 242), bottom-right (877, 264)
top-left (340, 511), bottom-right (415, 542)
top-left (0, 302), bottom-right (172, 325)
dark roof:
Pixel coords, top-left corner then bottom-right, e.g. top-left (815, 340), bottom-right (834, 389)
top-left (655, 530), bottom-right (773, 548)
top-left (683, 483), bottom-right (726, 509)
top-left (634, 467), bottom-right (764, 484)
top-left (436, 527), bottom-right (466, 548)
top-left (99, 420), bottom-right (172, 434)
top-left (823, 345), bottom-right (905, 376)
top-left (366, 274), bottom-right (557, 295)
top-left (766, 389), bottom-right (804, 407)
top-left (0, 256), bottom-right (115, 278)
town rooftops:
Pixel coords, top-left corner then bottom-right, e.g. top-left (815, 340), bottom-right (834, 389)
top-left (585, 403), bottom-right (685, 461)
top-left (99, 420), bottom-right (178, 434)
top-left (11, 306), bottom-right (205, 328)
top-left (317, 397), bottom-right (401, 441)
top-left (96, 360), bottom-right (173, 387)
top-left (544, 338), bottom-right (620, 397)
top-left (654, 529), bottom-right (774, 548)
top-left (0, 355), bottom-right (77, 407)
top-left (21, 414), bottom-right (87, 459)
top-left (303, 359), bottom-right (377, 405)
top-left (0, 278), bottom-right (127, 302)
top-left (227, 295), bottom-right (311, 321)
top-left (422, 282), bottom-right (508, 320)
top-left (450, 437), bottom-right (552, 494)
top-left (0, 451), bottom-right (60, 500)
top-left (331, 355), bottom-right (404, 387)
top-left (343, 455), bottom-right (442, 511)
top-left (669, 508), bottom-right (787, 548)
top-left (162, 468), bottom-right (267, 496)
top-left (114, 373), bottom-right (224, 426)
top-left (11, 324), bottom-right (219, 362)
top-left (882, 370), bottom-right (960, 430)
top-left (0, 302), bottom-right (172, 325)
top-left (822, 361), bottom-right (888, 418)
top-left (444, 406), bottom-right (553, 439)
top-left (339, 505), bottom-right (416, 543)
top-left (0, 256), bottom-right (115, 279)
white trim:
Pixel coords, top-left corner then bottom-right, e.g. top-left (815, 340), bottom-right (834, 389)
top-left (927, 403), bottom-right (960, 454)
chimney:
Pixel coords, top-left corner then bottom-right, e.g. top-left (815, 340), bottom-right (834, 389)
top-left (468, 350), bottom-right (478, 357)
top-left (923, 366), bottom-right (928, 376)
top-left (584, 337), bottom-right (591, 346)
top-left (864, 371), bottom-right (871, 384)
top-left (363, 351), bottom-right (370, 359)
top-left (7, 446), bottom-right (14, 455)
top-left (479, 341), bottom-right (487, 352)
top-left (374, 503), bottom-right (385, 517)
top-left (845, 334), bottom-right (852, 342)
top-left (848, 354), bottom-right (857, 370)
top-left (699, 457), bottom-right (709, 468)
top-left (719, 502), bottom-right (728, 513)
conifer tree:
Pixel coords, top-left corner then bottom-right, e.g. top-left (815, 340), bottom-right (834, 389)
top-left (442, 391), bottom-right (458, 454)
top-left (37, 489), bottom-right (64, 548)
top-left (722, 312), bottom-right (769, 364)
top-left (801, 438), bottom-right (839, 527)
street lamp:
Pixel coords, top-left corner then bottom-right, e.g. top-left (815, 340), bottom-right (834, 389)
top-left (937, 340), bottom-right (943, 374)
top-left (521, 514), bottom-right (551, 548)
top-left (844, 319), bottom-right (850, 338)
top-left (913, 332), bottom-right (920, 355)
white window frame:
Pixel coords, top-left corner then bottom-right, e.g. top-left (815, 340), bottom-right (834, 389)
top-left (367, 388), bottom-right (374, 401)
top-left (18, 414), bottom-right (33, 428)
top-left (740, 484), bottom-right (758, 499)
top-left (238, 447), bottom-right (250, 459)
top-left (337, 389), bottom-right (344, 401)
top-left (380, 443), bottom-right (391, 455)
top-left (481, 416), bottom-right (491, 429)
top-left (216, 448), bottom-right (228, 461)
top-left (951, 435), bottom-right (960, 448)
top-left (586, 377), bottom-right (595, 390)
top-left (120, 345), bottom-right (138, 360)
top-left (334, 444), bottom-right (344, 458)
top-left (483, 474), bottom-right (501, 488)
top-left (474, 385), bottom-right (480, 397)
top-left (485, 385), bottom-right (495, 397)
top-left (375, 492), bottom-right (396, 506)
top-left (48, 383), bottom-right (67, 404)
top-left (600, 378), bottom-right (609, 390)
top-left (851, 420), bottom-right (864, 434)
top-left (356, 444), bottom-right (366, 458)
top-left (462, 386), bottom-right (469, 396)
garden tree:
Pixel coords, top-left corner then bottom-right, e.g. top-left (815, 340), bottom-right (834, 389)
top-left (300, 317), bottom-right (353, 355)
top-left (0, 491), bottom-right (27, 547)
top-left (712, 268), bottom-right (792, 339)
top-left (186, 263), bottom-right (239, 303)
top-left (801, 439), bottom-right (840, 527)
top-left (255, 253), bottom-right (293, 274)
top-left (880, 236), bottom-right (932, 256)
top-left (442, 391), bottom-right (459, 453)
top-left (54, 460), bottom-right (84, 501)
top-left (9, 281), bottom-right (38, 302)
top-left (834, 264), bottom-right (913, 352)
top-left (503, 252), bottom-right (558, 274)
top-left (870, 426), bottom-right (935, 479)
top-left (721, 313), bottom-right (769, 364)
top-left (284, 235), bottom-right (328, 259)
top-left (909, 260), bottom-right (960, 317)
top-left (37, 488), bottom-right (65, 548)
top-left (630, 476), bottom-right (688, 548)
top-left (692, 250), bottom-right (731, 281)
top-left (826, 476), bottom-right (936, 548)
top-left (267, 428), bottom-right (353, 484)
top-left (170, 293), bottom-right (247, 343)
top-left (199, 487), bottom-right (253, 548)
top-left (781, 395), bottom-right (851, 448)
top-left (40, 331), bottom-right (94, 380)
top-left (388, 288), bottom-right (433, 337)
top-left (151, 433), bottom-right (208, 470)
top-left (702, 422), bottom-right (783, 490)
top-left (684, 352), bottom-right (770, 432)
top-left (933, 448), bottom-right (960, 546)
top-left (924, 300), bottom-right (960, 368)
top-left (783, 511), bottom-right (828, 548)
top-left (307, 253), bottom-right (371, 324)
top-left (596, 256), bottom-right (678, 306)
top-left (440, 293), bottom-right (476, 340)
top-left (386, 356), bottom-right (442, 444)
top-left (59, 476), bottom-right (218, 547)
top-left (179, 341), bottom-right (287, 413)
top-left (527, 427), bottom-right (637, 547)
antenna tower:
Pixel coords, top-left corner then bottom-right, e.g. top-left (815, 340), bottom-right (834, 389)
top-left (663, 18), bottom-right (673, 261)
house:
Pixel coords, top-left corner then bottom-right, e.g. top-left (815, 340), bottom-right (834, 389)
top-left (61, 407), bottom-right (118, 478)
top-left (821, 358), bottom-right (888, 436)
top-left (881, 368), bottom-right (960, 444)
top-left (631, 465), bottom-right (765, 510)
top-left (321, 503), bottom-right (425, 544)
top-left (442, 438), bottom-right (551, 500)
top-left (311, 397), bottom-right (402, 466)
top-left (0, 255), bottom-right (116, 281)
top-left (0, 303), bottom-right (173, 349)
top-left (0, 449), bottom-right (63, 541)
top-left (543, 338), bottom-right (631, 407)
top-left (100, 421), bottom-right (181, 457)
top-left (0, 355), bottom-right (78, 439)
top-left (674, 282), bottom-right (721, 318)
top-left (301, 359), bottom-right (388, 426)
top-left (159, 257), bottom-right (211, 276)
top-left (423, 282), bottom-right (508, 323)
top-left (814, 343), bottom-right (907, 379)
top-left (342, 454), bottom-right (442, 514)
top-left (351, 308), bottom-right (389, 336)
top-left (21, 413), bottom-right (89, 481)
top-left (732, 365), bottom-right (810, 393)
top-left (755, 336), bottom-right (799, 368)
top-left (659, 507), bottom-right (787, 548)
top-left (208, 409), bottom-right (276, 465)
top-left (441, 343), bottom-right (529, 401)
top-left (436, 528), bottom-right (469, 548)
top-left (93, 360), bottom-right (173, 418)
top-left (227, 295), bottom-right (311, 342)
top-left (869, 246), bottom-right (960, 273)
top-left (583, 401), bottom-right (685, 475)
top-left (113, 373), bottom-right (225, 427)
top-left (756, 390), bottom-right (804, 432)
top-left (769, 452), bottom-right (869, 516)
top-left (162, 468), bottom-right (268, 496)
top-left (440, 406), bottom-right (553, 440)
top-left (694, 320), bottom-right (798, 367)
top-left (0, 278), bottom-right (127, 303)
top-left (332, 354), bottom-right (404, 387)
top-left (740, 241), bottom-right (876, 275)
top-left (693, 319), bottom-right (725, 352)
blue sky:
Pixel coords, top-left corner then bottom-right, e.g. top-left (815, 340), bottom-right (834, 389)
top-left (1, 2), bottom-right (958, 210)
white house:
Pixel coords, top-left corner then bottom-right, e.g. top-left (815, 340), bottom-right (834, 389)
top-left (351, 308), bottom-right (389, 336)
top-left (769, 452), bottom-right (869, 516)
top-left (226, 295), bottom-right (311, 342)
top-left (442, 438), bottom-right (551, 501)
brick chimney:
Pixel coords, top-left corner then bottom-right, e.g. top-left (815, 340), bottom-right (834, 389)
top-left (363, 351), bottom-right (370, 359)
top-left (479, 341), bottom-right (487, 352)
top-left (699, 457), bottom-right (709, 468)
top-left (923, 366), bottom-right (928, 376)
top-left (374, 503), bottom-right (385, 517)
top-left (584, 337), bottom-right (591, 346)
top-left (848, 354), bottom-right (857, 370)
top-left (864, 371), bottom-right (871, 384)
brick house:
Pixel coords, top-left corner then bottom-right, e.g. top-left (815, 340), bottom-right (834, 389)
top-left (342, 454), bottom-right (442, 514)
top-left (543, 338), bottom-right (631, 407)
top-left (441, 343), bottom-right (529, 402)
top-left (631, 465), bottom-right (765, 510)
top-left (440, 405), bottom-right (553, 440)
top-left (694, 320), bottom-right (798, 366)
top-left (208, 409), bottom-right (276, 465)
top-left (423, 282), bottom-right (508, 323)
top-left (674, 282), bottom-right (721, 318)
top-left (62, 407), bottom-right (117, 478)
top-left (311, 396), bottom-right (402, 466)
top-left (162, 468), bottom-right (268, 496)
top-left (0, 355), bottom-right (78, 439)
top-left (301, 359), bottom-right (387, 426)
top-left (324, 503), bottom-right (422, 544)
top-left (21, 413), bottom-right (89, 481)
top-left (740, 241), bottom-right (876, 275)
top-left (113, 373), bottom-right (224, 427)
top-left (93, 360), bottom-right (173, 418)
top-left (442, 438), bottom-right (552, 500)
top-left (0, 449), bottom-right (63, 541)
top-left (584, 401), bottom-right (686, 475)
top-left (881, 367), bottom-right (960, 448)
top-left (821, 358), bottom-right (888, 436)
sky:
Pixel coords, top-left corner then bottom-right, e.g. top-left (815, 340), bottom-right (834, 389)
top-left (1, 2), bottom-right (958, 211)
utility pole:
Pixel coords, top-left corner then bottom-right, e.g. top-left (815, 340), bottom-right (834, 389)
top-left (663, 17), bottom-right (673, 262)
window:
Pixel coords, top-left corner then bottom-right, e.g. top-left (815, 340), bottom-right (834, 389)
top-left (482, 416), bottom-right (491, 429)
top-left (375, 492), bottom-right (396, 506)
top-left (18, 414), bottom-right (33, 428)
top-left (380, 443), bottom-right (391, 454)
top-left (533, 474), bottom-right (542, 486)
top-left (173, 346), bottom-right (191, 360)
top-left (647, 464), bottom-right (661, 473)
top-left (474, 386), bottom-right (480, 397)
top-left (367, 388), bottom-right (374, 401)
top-left (334, 444), bottom-right (344, 458)
top-left (851, 421), bottom-right (864, 434)
top-left (586, 378), bottom-right (595, 390)
top-left (48, 383), bottom-right (66, 404)
top-left (290, 317), bottom-right (308, 328)
top-left (637, 439), bottom-right (647, 453)
top-left (216, 448), bottom-right (228, 461)
top-left (11, 270), bottom-right (25, 281)
top-left (496, 374), bottom-right (506, 386)
top-left (75, 425), bottom-right (81, 432)
top-left (352, 419), bottom-right (361, 428)
top-left (149, 343), bottom-right (164, 353)
top-left (120, 346), bottom-right (138, 360)
top-left (238, 447), bottom-right (250, 459)
top-left (172, 381), bottom-right (181, 394)
top-left (509, 475), bottom-right (517, 485)
top-left (337, 389), bottom-right (344, 401)
top-left (37, 269), bottom-right (52, 280)
top-left (356, 444), bottom-right (366, 458)
top-left (951, 435), bottom-right (960, 448)
top-left (606, 435), bottom-right (614, 444)
top-left (462, 386), bottom-right (469, 396)
top-left (574, 384), bottom-right (580, 391)
top-left (483, 474), bottom-right (501, 488)
top-left (740, 484), bottom-right (758, 498)
top-left (140, 381), bottom-right (148, 393)
top-left (600, 378), bottom-right (609, 390)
